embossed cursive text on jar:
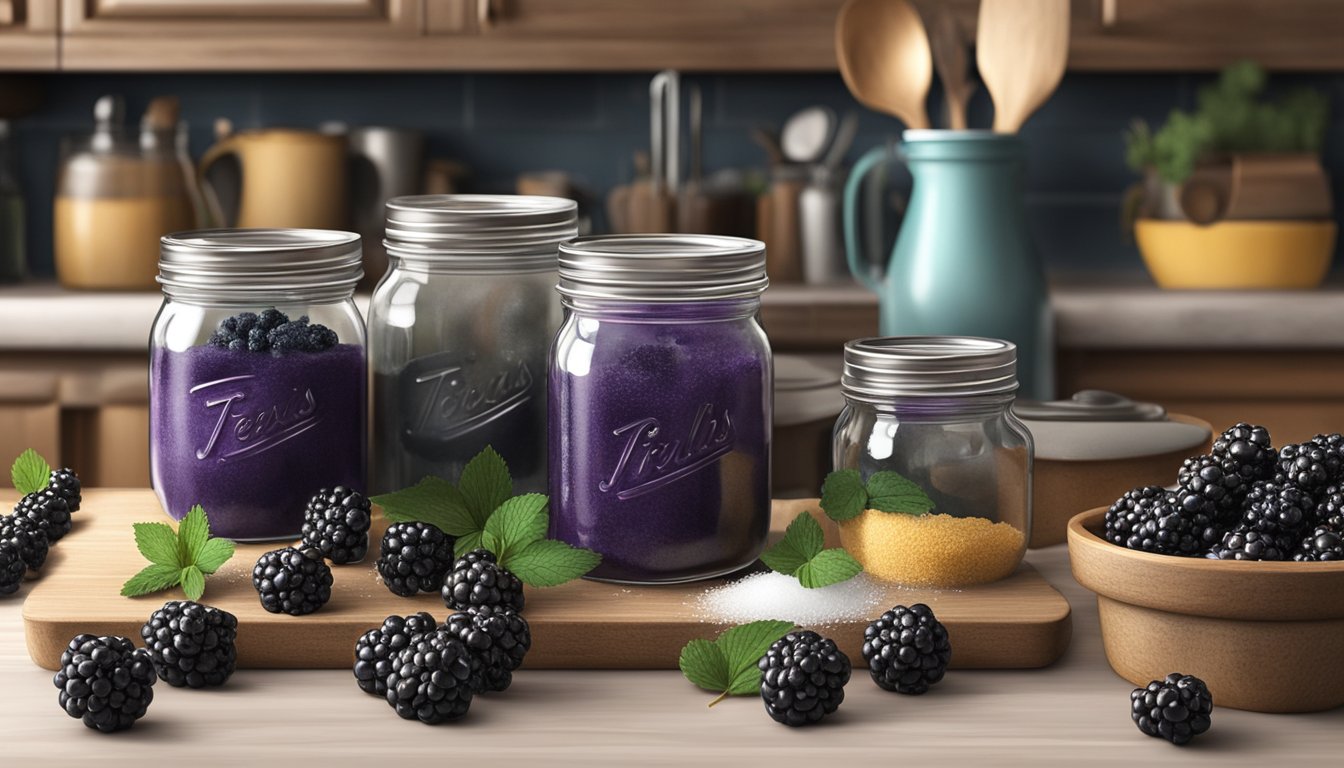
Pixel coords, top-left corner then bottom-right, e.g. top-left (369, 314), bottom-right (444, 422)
top-left (599, 403), bottom-right (735, 500)
top-left (191, 375), bottom-right (322, 462)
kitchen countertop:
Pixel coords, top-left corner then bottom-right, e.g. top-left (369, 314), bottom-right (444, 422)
top-left (1, 281), bottom-right (1343, 353)
top-left (2, 503), bottom-right (1340, 766)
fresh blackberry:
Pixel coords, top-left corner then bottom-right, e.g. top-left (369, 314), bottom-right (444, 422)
top-left (140, 601), bottom-right (238, 688)
top-left (267, 316), bottom-right (338, 353)
top-left (862, 603), bottom-right (951, 695)
top-left (252, 547), bottom-right (333, 616)
top-left (15, 489), bottom-right (72, 541)
top-left (206, 309), bottom-right (338, 354)
top-left (1211, 422), bottom-right (1277, 481)
top-left (1207, 528), bottom-right (1291, 561)
top-left (353, 612), bottom-right (439, 696)
top-left (300, 486), bottom-right (372, 565)
top-left (1275, 437), bottom-right (1343, 492)
top-left (1314, 484), bottom-right (1344, 528)
top-left (1241, 481), bottom-right (1313, 539)
top-left (1176, 454), bottom-right (1247, 518)
top-left (758, 630), bottom-right (851, 727)
top-left (0, 513), bottom-right (49, 571)
top-left (445, 607), bottom-right (532, 693)
top-left (384, 628), bottom-right (478, 724)
top-left (1130, 673), bottom-right (1213, 746)
top-left (443, 548), bottom-right (525, 613)
top-left (53, 634), bottom-right (157, 733)
top-left (0, 541), bottom-right (24, 595)
top-left (1292, 526), bottom-right (1344, 562)
top-left (376, 522), bottom-right (455, 597)
top-left (47, 467), bottom-right (82, 512)
top-left (1104, 486), bottom-right (1208, 556)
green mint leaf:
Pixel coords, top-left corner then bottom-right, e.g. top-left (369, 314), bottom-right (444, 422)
top-left (482, 493), bottom-right (549, 562)
top-left (796, 548), bottom-right (864, 589)
top-left (11, 448), bottom-right (51, 496)
top-left (865, 471), bottom-right (935, 516)
top-left (133, 522), bottom-right (181, 568)
top-left (120, 563), bottom-right (182, 597)
top-left (177, 505), bottom-right (210, 565)
top-left (372, 476), bottom-right (474, 536)
top-left (820, 469), bottom-right (867, 522)
top-left (719, 620), bottom-right (796, 695)
top-left (678, 638), bottom-right (731, 693)
top-left (458, 446), bottom-right (512, 530)
top-left (503, 539), bottom-right (601, 587)
top-left (194, 537), bottom-right (236, 574)
top-left (759, 511), bottom-right (824, 576)
top-left (180, 565), bottom-right (206, 601)
top-left (453, 530), bottom-right (485, 560)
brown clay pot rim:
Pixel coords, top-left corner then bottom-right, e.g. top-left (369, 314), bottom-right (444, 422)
top-left (1067, 507), bottom-right (1344, 621)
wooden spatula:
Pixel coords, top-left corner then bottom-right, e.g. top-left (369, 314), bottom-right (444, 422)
top-left (977, 0), bottom-right (1070, 133)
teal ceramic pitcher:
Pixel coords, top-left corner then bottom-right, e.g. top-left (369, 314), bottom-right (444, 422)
top-left (843, 130), bottom-right (1054, 399)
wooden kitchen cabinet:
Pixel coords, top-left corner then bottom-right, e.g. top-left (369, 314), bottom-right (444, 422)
top-left (0, 0), bottom-right (57, 70)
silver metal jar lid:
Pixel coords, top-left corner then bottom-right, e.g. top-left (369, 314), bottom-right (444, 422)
top-left (841, 336), bottom-right (1018, 401)
top-left (383, 194), bottom-right (577, 271)
top-left (557, 234), bottom-right (768, 302)
top-left (159, 228), bottom-right (363, 303)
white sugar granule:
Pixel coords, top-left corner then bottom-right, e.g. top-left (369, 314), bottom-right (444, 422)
top-left (696, 571), bottom-right (886, 625)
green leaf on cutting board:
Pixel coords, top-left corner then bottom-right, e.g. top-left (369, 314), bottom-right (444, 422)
top-left (865, 471), bottom-right (935, 516)
top-left (761, 511), bottom-right (863, 589)
top-left (120, 504), bottom-right (235, 600)
top-left (503, 539), bottom-right (601, 587)
top-left (819, 469), bottom-right (867, 522)
top-left (458, 446), bottom-right (513, 530)
top-left (371, 476), bottom-right (474, 536)
top-left (10, 448), bottom-right (52, 496)
top-left (481, 493), bottom-right (550, 563)
top-left (796, 548), bottom-right (863, 589)
top-left (678, 620), bottom-right (796, 706)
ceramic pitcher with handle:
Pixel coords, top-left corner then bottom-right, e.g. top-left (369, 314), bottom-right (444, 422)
top-left (843, 130), bottom-right (1054, 399)
top-left (199, 127), bottom-right (348, 230)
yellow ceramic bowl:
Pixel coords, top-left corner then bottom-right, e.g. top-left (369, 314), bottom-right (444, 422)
top-left (1135, 218), bottom-right (1336, 289)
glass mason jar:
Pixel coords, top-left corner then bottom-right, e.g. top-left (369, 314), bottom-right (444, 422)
top-left (150, 229), bottom-right (367, 541)
top-left (549, 235), bottom-right (773, 584)
top-left (832, 336), bottom-right (1032, 587)
top-left (368, 195), bottom-right (577, 494)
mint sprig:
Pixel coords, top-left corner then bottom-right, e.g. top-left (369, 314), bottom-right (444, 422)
top-left (761, 512), bottom-right (862, 588)
top-left (11, 448), bottom-right (52, 496)
top-left (679, 620), bottom-right (795, 706)
top-left (820, 469), bottom-right (934, 522)
top-left (121, 505), bottom-right (236, 600)
top-left (371, 446), bottom-right (601, 587)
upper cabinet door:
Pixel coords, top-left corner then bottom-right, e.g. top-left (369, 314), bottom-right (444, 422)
top-left (59, 0), bottom-right (429, 70)
top-left (440, 0), bottom-right (847, 70)
top-left (0, 0), bottom-right (58, 70)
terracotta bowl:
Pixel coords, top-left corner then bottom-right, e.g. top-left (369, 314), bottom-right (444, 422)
top-left (1068, 507), bottom-right (1344, 713)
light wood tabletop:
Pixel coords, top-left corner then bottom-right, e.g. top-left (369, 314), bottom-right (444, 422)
top-left (2, 501), bottom-right (1341, 766)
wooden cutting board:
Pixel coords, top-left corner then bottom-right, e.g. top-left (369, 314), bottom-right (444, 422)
top-left (20, 490), bottom-right (1071, 671)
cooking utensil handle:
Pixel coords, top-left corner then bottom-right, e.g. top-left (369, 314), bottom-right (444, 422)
top-left (198, 134), bottom-right (243, 228)
top-left (843, 144), bottom-right (897, 294)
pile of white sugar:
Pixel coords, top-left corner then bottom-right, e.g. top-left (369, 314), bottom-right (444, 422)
top-left (695, 571), bottom-right (887, 625)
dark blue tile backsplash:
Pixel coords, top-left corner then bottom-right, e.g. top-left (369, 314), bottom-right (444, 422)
top-left (5, 70), bottom-right (1342, 277)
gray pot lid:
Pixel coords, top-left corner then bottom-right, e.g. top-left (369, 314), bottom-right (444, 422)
top-left (1016, 391), bottom-right (1210, 461)
top-left (775, 355), bottom-right (843, 427)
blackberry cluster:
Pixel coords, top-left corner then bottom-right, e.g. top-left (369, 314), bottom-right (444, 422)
top-left (861, 604), bottom-right (951, 695)
top-left (384, 628), bottom-right (479, 724)
top-left (53, 634), bottom-right (157, 733)
top-left (377, 522), bottom-right (455, 597)
top-left (1314, 484), bottom-right (1344, 529)
top-left (140, 601), bottom-right (238, 688)
top-left (0, 513), bottom-right (48, 571)
top-left (1175, 454), bottom-right (1247, 519)
top-left (1241, 482), bottom-right (1313, 537)
top-left (0, 541), bottom-right (24, 595)
top-left (47, 467), bottom-right (82, 512)
top-left (1104, 486), bottom-right (1210, 556)
top-left (758, 630), bottom-right (851, 727)
top-left (252, 547), bottom-right (333, 616)
top-left (443, 548), bottom-right (525, 613)
top-left (1292, 527), bottom-right (1344, 562)
top-left (300, 487), bottom-right (372, 565)
top-left (1211, 422), bottom-right (1277, 481)
top-left (206, 309), bottom-right (338, 355)
top-left (1208, 529), bottom-right (1292, 561)
top-left (1130, 673), bottom-right (1213, 746)
top-left (445, 607), bottom-right (532, 693)
top-left (15, 488), bottom-right (72, 542)
top-left (353, 612), bottom-right (439, 696)
top-left (1275, 434), bottom-right (1344, 492)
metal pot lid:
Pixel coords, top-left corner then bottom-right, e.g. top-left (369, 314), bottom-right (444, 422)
top-left (1017, 392), bottom-right (1211, 461)
top-left (557, 234), bottom-right (768, 302)
top-left (775, 355), bottom-right (843, 427)
top-left (1013, 390), bottom-right (1166, 421)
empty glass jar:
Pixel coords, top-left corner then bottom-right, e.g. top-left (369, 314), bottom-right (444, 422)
top-left (832, 336), bottom-right (1032, 587)
top-left (368, 194), bottom-right (577, 494)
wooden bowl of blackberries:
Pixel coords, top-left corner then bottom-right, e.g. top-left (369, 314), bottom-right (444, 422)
top-left (1068, 423), bottom-right (1344, 714)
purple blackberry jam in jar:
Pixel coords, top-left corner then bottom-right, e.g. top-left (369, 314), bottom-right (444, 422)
top-left (369, 195), bottom-right (576, 495)
top-left (150, 229), bottom-right (367, 541)
top-left (549, 235), bottom-right (773, 583)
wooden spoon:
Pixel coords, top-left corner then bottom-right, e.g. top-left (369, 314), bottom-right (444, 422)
top-left (836, 0), bottom-right (932, 130)
top-left (922, 1), bottom-right (973, 130)
top-left (977, 0), bottom-right (1070, 133)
